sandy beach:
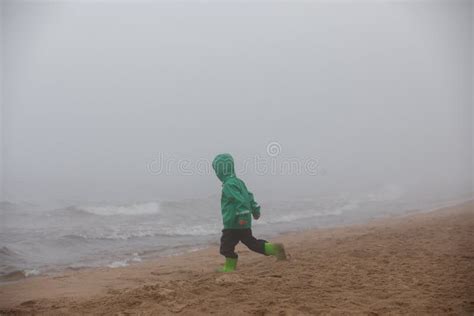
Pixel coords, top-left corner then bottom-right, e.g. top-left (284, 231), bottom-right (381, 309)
top-left (0, 201), bottom-right (473, 315)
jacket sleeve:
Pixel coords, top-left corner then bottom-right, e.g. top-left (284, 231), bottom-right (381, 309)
top-left (248, 191), bottom-right (261, 217)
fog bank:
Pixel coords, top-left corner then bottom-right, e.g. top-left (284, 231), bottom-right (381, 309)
top-left (1, 0), bottom-right (472, 205)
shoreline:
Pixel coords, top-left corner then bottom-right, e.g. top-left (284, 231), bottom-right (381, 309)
top-left (2, 196), bottom-right (470, 285)
top-left (1, 200), bottom-right (473, 314)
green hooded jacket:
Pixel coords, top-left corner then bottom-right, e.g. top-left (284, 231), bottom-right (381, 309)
top-left (212, 153), bottom-right (261, 229)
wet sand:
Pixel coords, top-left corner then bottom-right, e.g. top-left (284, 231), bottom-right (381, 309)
top-left (1, 201), bottom-right (473, 315)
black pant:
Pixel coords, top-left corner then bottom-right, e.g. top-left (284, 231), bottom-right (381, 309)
top-left (220, 228), bottom-right (267, 259)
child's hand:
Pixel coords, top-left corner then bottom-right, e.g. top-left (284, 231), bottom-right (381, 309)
top-left (253, 213), bottom-right (260, 220)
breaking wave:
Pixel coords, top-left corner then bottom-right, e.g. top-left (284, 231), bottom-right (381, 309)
top-left (107, 253), bottom-right (142, 268)
top-left (260, 203), bottom-right (357, 225)
top-left (0, 269), bottom-right (40, 281)
top-left (70, 202), bottom-right (161, 216)
top-left (61, 224), bottom-right (219, 241)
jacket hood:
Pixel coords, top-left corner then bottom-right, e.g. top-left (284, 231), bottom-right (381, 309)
top-left (212, 153), bottom-right (235, 182)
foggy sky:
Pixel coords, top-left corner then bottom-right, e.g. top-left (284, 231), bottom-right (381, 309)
top-left (1, 0), bottom-right (472, 205)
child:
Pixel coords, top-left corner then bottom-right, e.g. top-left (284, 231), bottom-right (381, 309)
top-left (212, 153), bottom-right (286, 272)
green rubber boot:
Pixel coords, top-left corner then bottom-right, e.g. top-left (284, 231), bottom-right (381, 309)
top-left (264, 243), bottom-right (287, 260)
top-left (217, 257), bottom-right (237, 272)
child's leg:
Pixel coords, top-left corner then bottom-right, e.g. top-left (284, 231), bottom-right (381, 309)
top-left (220, 229), bottom-right (240, 258)
top-left (239, 229), bottom-right (267, 255)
